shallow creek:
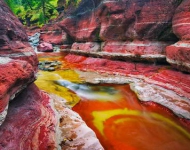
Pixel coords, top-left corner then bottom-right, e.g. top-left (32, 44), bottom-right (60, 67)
top-left (35, 53), bottom-right (190, 150)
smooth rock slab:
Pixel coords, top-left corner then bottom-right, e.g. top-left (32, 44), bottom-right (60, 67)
top-left (0, 84), bottom-right (103, 150)
top-left (0, 57), bottom-right (35, 126)
top-left (166, 41), bottom-right (190, 73)
top-left (72, 42), bottom-right (101, 52)
top-left (130, 82), bottom-right (190, 119)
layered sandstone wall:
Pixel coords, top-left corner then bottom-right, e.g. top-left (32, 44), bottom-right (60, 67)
top-left (56, 0), bottom-right (181, 62)
top-left (44, 0), bottom-right (189, 72)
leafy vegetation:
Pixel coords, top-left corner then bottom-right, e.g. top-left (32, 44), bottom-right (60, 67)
top-left (4, 0), bottom-right (59, 26)
top-left (64, 0), bottom-right (82, 7)
top-left (4, 0), bottom-right (82, 26)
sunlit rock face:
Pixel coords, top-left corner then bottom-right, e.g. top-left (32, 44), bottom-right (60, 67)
top-left (58, 0), bottom-right (181, 62)
top-left (166, 0), bottom-right (190, 73)
top-left (0, 0), bottom-right (38, 125)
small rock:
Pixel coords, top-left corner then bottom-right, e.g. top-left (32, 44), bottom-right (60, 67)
top-left (37, 42), bottom-right (53, 52)
top-left (48, 67), bottom-right (55, 71)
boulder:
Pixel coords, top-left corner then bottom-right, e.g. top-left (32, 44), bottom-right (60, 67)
top-left (166, 0), bottom-right (190, 73)
top-left (37, 42), bottom-right (53, 52)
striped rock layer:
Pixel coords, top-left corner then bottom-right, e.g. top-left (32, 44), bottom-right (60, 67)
top-left (0, 0), bottom-right (38, 126)
top-left (65, 54), bottom-right (190, 121)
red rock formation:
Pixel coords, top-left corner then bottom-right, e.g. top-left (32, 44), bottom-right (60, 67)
top-left (0, 0), bottom-right (38, 125)
top-left (166, 0), bottom-right (190, 73)
top-left (40, 24), bottom-right (73, 45)
top-left (37, 42), bottom-right (53, 52)
top-left (65, 54), bottom-right (190, 119)
top-left (59, 0), bottom-right (181, 62)
top-left (0, 84), bottom-right (57, 149)
top-left (0, 84), bottom-right (104, 149)
top-left (72, 42), bottom-right (101, 52)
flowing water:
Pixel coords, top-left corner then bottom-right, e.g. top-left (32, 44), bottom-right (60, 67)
top-left (35, 53), bottom-right (190, 150)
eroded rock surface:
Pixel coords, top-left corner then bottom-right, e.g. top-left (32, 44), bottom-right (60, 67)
top-left (57, 0), bottom-right (181, 62)
top-left (0, 84), bottom-right (103, 150)
top-left (65, 54), bottom-right (190, 119)
top-left (166, 0), bottom-right (190, 73)
top-left (0, 0), bottom-right (38, 125)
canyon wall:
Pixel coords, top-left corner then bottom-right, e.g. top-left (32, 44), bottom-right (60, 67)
top-left (47, 0), bottom-right (190, 72)
top-left (0, 0), bottom-right (38, 125)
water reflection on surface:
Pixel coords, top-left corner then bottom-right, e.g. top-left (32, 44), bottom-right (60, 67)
top-left (36, 54), bottom-right (190, 150)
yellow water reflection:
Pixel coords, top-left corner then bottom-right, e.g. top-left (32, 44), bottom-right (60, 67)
top-left (36, 54), bottom-right (190, 150)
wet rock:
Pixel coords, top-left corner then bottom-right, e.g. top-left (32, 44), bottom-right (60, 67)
top-left (38, 60), bottom-right (62, 71)
top-left (28, 32), bottom-right (40, 47)
top-left (65, 54), bottom-right (190, 119)
top-left (37, 42), bottom-right (53, 52)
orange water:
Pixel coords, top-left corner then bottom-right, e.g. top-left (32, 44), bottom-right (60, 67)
top-left (73, 84), bottom-right (190, 150)
top-left (36, 54), bottom-right (190, 150)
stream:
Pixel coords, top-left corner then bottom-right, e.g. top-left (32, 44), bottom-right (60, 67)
top-left (35, 53), bottom-right (190, 150)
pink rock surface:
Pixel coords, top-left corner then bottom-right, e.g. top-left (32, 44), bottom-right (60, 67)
top-left (166, 0), bottom-right (190, 72)
top-left (0, 57), bottom-right (36, 125)
top-left (37, 42), bottom-right (53, 52)
top-left (166, 41), bottom-right (190, 72)
top-left (0, 0), bottom-right (29, 50)
top-left (102, 41), bottom-right (170, 55)
top-left (0, 84), bottom-right (57, 150)
top-left (172, 0), bottom-right (190, 40)
top-left (0, 84), bottom-right (104, 150)
top-left (40, 24), bottom-right (72, 45)
top-left (72, 42), bottom-right (101, 52)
